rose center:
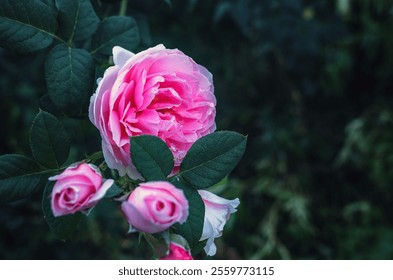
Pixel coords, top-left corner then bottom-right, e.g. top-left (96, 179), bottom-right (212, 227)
top-left (156, 201), bottom-right (165, 211)
top-left (64, 187), bottom-right (78, 203)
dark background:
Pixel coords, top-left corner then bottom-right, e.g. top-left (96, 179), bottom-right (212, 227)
top-left (1, 0), bottom-right (393, 259)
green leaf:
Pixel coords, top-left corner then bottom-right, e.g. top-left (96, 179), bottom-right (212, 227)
top-left (170, 178), bottom-right (204, 248)
top-left (39, 94), bottom-right (61, 115)
top-left (56, 0), bottom-right (99, 42)
top-left (144, 232), bottom-right (170, 259)
top-left (191, 239), bottom-right (207, 256)
top-left (130, 135), bottom-right (174, 181)
top-left (0, 0), bottom-right (57, 53)
top-left (42, 0), bottom-right (56, 10)
top-left (91, 16), bottom-right (140, 55)
top-left (177, 131), bottom-right (247, 189)
top-left (45, 44), bottom-right (95, 113)
top-left (103, 183), bottom-right (122, 199)
top-left (207, 176), bottom-right (228, 193)
top-left (42, 181), bottom-right (82, 240)
top-left (0, 154), bottom-right (47, 203)
top-left (30, 110), bottom-right (70, 169)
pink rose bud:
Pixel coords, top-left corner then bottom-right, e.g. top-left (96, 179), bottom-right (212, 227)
top-left (49, 163), bottom-right (114, 217)
top-left (160, 242), bottom-right (193, 260)
top-left (121, 181), bottom-right (188, 234)
top-left (198, 190), bottom-right (240, 256)
top-left (89, 44), bottom-right (216, 178)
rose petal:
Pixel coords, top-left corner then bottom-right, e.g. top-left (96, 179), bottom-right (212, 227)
top-left (113, 46), bottom-right (134, 67)
top-left (198, 190), bottom-right (240, 256)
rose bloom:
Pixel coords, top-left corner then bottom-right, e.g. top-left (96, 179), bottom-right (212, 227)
top-left (160, 242), bottom-right (193, 260)
top-left (198, 190), bottom-right (240, 256)
top-left (89, 44), bottom-right (216, 178)
top-left (49, 163), bottom-right (114, 217)
top-left (121, 181), bottom-right (188, 234)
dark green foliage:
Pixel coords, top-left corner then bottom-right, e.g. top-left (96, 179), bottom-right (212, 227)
top-left (45, 44), bottom-right (95, 114)
top-left (130, 135), bottom-right (174, 180)
top-left (2, 0), bottom-right (393, 260)
top-left (0, 155), bottom-right (47, 203)
top-left (0, 0), bottom-right (145, 259)
top-left (0, 0), bottom-right (57, 53)
top-left (56, 0), bottom-right (99, 42)
top-left (177, 131), bottom-right (247, 189)
top-left (30, 110), bottom-right (70, 169)
top-left (91, 16), bottom-right (140, 55)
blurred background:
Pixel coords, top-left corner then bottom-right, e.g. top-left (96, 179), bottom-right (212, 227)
top-left (1, 0), bottom-right (393, 259)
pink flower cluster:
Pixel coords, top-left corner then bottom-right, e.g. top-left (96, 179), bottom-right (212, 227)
top-left (49, 45), bottom-right (239, 259)
top-left (50, 166), bottom-right (189, 234)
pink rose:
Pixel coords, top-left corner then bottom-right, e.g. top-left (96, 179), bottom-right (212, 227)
top-left (49, 163), bottom-right (114, 217)
top-left (198, 190), bottom-right (240, 256)
top-left (160, 242), bottom-right (193, 260)
top-left (89, 44), bottom-right (216, 178)
top-left (121, 181), bottom-right (188, 234)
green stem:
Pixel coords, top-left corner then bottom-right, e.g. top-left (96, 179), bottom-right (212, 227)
top-left (86, 151), bottom-right (104, 163)
top-left (119, 0), bottom-right (128, 16)
top-left (98, 161), bottom-right (108, 172)
top-left (115, 175), bottom-right (141, 192)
